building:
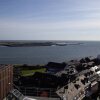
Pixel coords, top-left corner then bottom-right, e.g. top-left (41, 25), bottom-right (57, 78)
top-left (0, 64), bottom-right (13, 100)
top-left (90, 65), bottom-right (100, 76)
top-left (56, 75), bottom-right (90, 100)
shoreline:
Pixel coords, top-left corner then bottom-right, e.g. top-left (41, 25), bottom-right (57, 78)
top-left (0, 41), bottom-right (83, 47)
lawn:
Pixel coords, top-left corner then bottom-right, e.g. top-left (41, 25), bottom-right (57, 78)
top-left (21, 68), bottom-right (46, 76)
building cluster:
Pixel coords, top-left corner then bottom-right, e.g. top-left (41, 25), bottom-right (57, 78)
top-left (56, 56), bottom-right (100, 100)
top-left (56, 65), bottom-right (100, 100)
top-left (1, 56), bottom-right (100, 100)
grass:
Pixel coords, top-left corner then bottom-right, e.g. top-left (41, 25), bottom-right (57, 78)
top-left (21, 68), bottom-right (46, 76)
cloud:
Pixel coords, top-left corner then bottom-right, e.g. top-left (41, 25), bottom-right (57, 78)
top-left (0, 19), bottom-right (100, 33)
top-left (0, 18), bottom-right (100, 40)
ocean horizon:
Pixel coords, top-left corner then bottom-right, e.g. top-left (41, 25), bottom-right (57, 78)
top-left (0, 41), bottom-right (99, 65)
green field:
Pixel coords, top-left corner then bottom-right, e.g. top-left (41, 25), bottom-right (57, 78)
top-left (21, 68), bottom-right (46, 76)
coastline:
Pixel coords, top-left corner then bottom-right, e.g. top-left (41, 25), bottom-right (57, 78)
top-left (0, 41), bottom-right (83, 47)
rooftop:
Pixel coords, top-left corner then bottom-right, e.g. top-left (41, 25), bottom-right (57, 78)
top-left (0, 64), bottom-right (12, 70)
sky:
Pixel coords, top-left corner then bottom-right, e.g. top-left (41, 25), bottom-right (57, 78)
top-left (0, 0), bottom-right (100, 40)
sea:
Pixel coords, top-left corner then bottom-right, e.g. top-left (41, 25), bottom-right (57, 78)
top-left (0, 41), bottom-right (100, 65)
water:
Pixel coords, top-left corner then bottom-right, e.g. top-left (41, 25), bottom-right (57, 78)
top-left (0, 41), bottom-right (100, 64)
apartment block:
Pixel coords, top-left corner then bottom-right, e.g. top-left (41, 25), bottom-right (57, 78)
top-left (0, 65), bottom-right (13, 100)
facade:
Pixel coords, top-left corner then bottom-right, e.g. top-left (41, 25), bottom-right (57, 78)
top-left (0, 64), bottom-right (13, 100)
